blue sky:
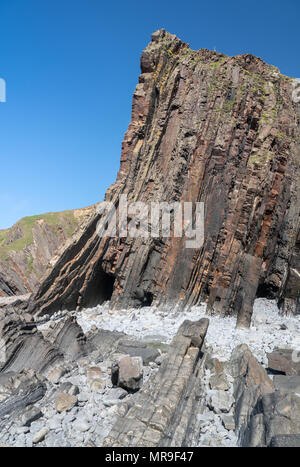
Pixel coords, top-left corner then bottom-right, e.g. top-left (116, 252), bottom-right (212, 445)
top-left (0, 0), bottom-right (299, 229)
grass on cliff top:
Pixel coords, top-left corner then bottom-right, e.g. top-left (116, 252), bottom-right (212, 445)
top-left (0, 210), bottom-right (79, 260)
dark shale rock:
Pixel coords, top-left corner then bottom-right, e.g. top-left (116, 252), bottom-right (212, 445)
top-left (25, 29), bottom-right (300, 326)
top-left (0, 312), bottom-right (63, 374)
top-left (86, 328), bottom-right (126, 359)
top-left (0, 369), bottom-right (46, 423)
top-left (229, 344), bottom-right (274, 444)
top-left (103, 318), bottom-right (209, 447)
top-left (243, 391), bottom-right (300, 446)
top-left (230, 347), bottom-right (300, 447)
top-left (21, 405), bottom-right (43, 427)
top-left (43, 316), bottom-right (89, 361)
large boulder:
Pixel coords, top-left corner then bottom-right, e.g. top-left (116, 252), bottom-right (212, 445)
top-left (267, 348), bottom-right (300, 376)
top-left (113, 356), bottom-right (143, 392)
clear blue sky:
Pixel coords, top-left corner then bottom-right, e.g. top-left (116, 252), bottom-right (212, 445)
top-left (0, 0), bottom-right (299, 229)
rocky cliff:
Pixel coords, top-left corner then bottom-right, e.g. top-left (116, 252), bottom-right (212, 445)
top-left (0, 206), bottom-right (95, 296)
top-left (27, 29), bottom-right (300, 326)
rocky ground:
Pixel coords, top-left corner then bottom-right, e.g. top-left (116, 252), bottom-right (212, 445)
top-left (0, 298), bottom-right (300, 447)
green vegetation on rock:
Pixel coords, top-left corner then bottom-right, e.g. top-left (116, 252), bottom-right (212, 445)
top-left (0, 210), bottom-right (79, 261)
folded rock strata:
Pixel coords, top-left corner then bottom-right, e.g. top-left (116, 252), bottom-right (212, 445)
top-left (25, 29), bottom-right (300, 325)
top-left (0, 206), bottom-right (95, 297)
top-left (0, 369), bottom-right (47, 429)
top-left (103, 318), bottom-right (209, 447)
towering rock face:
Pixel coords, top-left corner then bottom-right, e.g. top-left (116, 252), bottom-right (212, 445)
top-left (28, 30), bottom-right (300, 326)
top-left (0, 206), bottom-right (95, 297)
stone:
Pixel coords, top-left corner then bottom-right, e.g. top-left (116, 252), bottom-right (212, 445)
top-left (270, 435), bottom-right (300, 447)
top-left (222, 414), bottom-right (235, 431)
top-left (90, 379), bottom-right (106, 391)
top-left (116, 356), bottom-right (143, 392)
top-left (107, 388), bottom-right (128, 400)
top-left (267, 349), bottom-right (300, 376)
top-left (205, 357), bottom-right (225, 375)
top-left (104, 319), bottom-right (209, 447)
top-left (32, 427), bottom-right (48, 444)
top-left (230, 344), bottom-right (274, 395)
top-left (209, 373), bottom-right (229, 391)
top-left (0, 369), bottom-right (47, 419)
top-left (273, 375), bottom-right (300, 393)
top-left (229, 345), bottom-right (274, 442)
top-left (15, 426), bottom-right (30, 434)
top-left (47, 366), bottom-right (68, 384)
top-left (117, 339), bottom-right (160, 365)
top-left (77, 392), bottom-right (89, 403)
top-left (59, 382), bottom-right (79, 396)
top-left (21, 406), bottom-right (43, 427)
top-left (73, 420), bottom-right (90, 433)
top-left (55, 392), bottom-right (78, 413)
top-left (208, 390), bottom-right (234, 414)
top-left (47, 417), bottom-right (62, 431)
top-left (103, 398), bottom-right (121, 407)
top-left (87, 366), bottom-right (102, 381)
top-left (242, 391), bottom-right (300, 447)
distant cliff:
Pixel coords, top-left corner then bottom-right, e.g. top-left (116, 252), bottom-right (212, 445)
top-left (0, 206), bottom-right (95, 296)
top-left (28, 30), bottom-right (300, 326)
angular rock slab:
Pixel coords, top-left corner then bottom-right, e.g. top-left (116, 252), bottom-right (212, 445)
top-left (244, 391), bottom-right (300, 446)
top-left (103, 318), bottom-right (209, 447)
top-left (267, 349), bottom-right (300, 376)
top-left (229, 344), bottom-right (274, 444)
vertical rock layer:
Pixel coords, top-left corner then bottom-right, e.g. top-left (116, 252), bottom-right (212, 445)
top-left (28, 30), bottom-right (300, 325)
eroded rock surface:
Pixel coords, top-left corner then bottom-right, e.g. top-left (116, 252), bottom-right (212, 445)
top-left (103, 318), bottom-right (209, 447)
top-left (0, 206), bottom-right (95, 297)
top-left (26, 29), bottom-right (300, 325)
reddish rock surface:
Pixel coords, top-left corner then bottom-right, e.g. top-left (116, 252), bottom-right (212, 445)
top-left (27, 30), bottom-right (300, 326)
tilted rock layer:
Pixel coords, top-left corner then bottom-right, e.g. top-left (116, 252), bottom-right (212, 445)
top-left (0, 206), bottom-right (95, 297)
top-left (28, 30), bottom-right (300, 325)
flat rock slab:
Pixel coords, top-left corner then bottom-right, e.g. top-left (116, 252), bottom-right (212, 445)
top-left (55, 392), bottom-right (78, 413)
top-left (267, 349), bottom-right (300, 376)
top-left (21, 405), bottom-right (43, 427)
top-left (273, 375), bottom-right (300, 393)
top-left (270, 434), bottom-right (300, 447)
top-left (117, 339), bottom-right (160, 365)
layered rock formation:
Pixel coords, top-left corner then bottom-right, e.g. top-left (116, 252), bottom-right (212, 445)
top-left (0, 206), bottom-right (95, 297)
top-left (27, 29), bottom-right (300, 326)
top-left (103, 318), bottom-right (209, 447)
